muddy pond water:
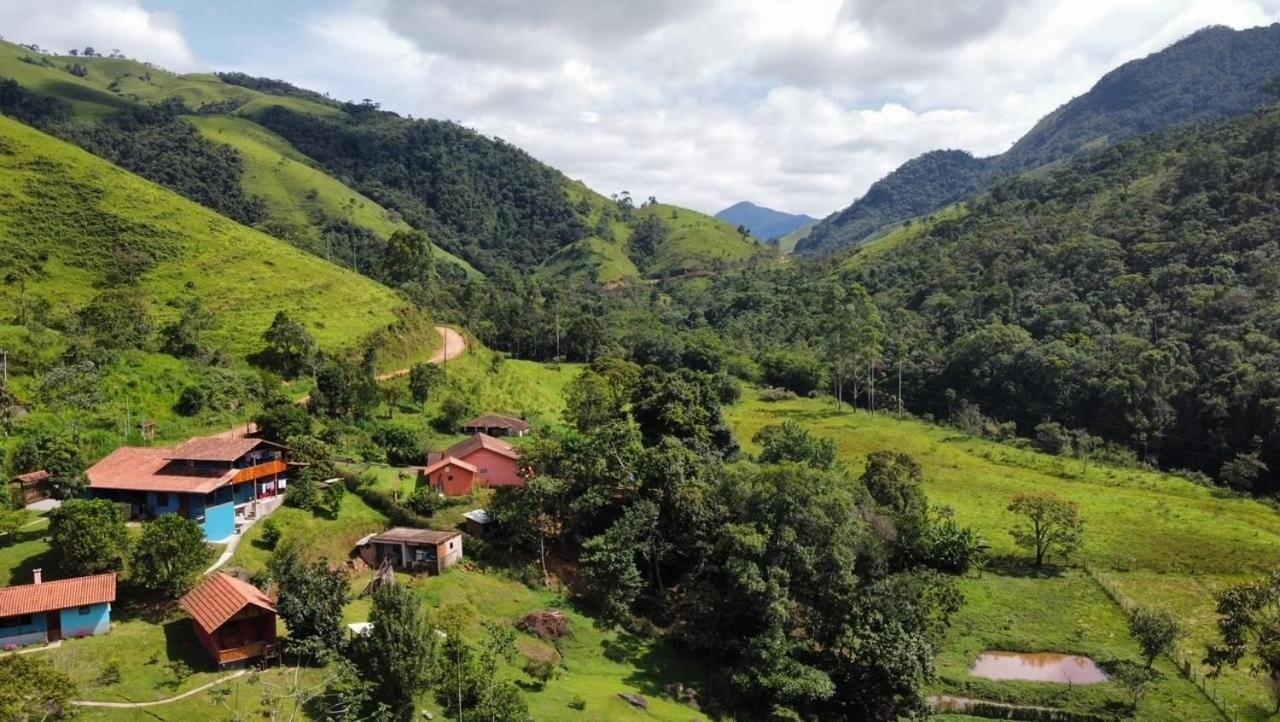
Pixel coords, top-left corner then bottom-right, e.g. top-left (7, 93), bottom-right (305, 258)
top-left (969, 651), bottom-right (1109, 684)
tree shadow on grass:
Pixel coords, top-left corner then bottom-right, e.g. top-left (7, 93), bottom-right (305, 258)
top-left (982, 554), bottom-right (1068, 579)
top-left (2, 544), bottom-right (52, 586)
top-left (162, 617), bottom-right (217, 673)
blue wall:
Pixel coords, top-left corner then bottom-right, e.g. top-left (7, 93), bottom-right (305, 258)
top-left (146, 491), bottom-right (182, 515)
top-left (204, 501), bottom-right (235, 541)
top-left (60, 603), bottom-right (111, 638)
top-left (0, 612), bottom-right (47, 647)
top-left (233, 483), bottom-right (255, 505)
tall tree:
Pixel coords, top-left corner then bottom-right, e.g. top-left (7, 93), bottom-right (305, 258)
top-left (131, 515), bottom-right (211, 598)
top-left (1007, 492), bottom-right (1084, 566)
top-left (48, 500), bottom-right (130, 577)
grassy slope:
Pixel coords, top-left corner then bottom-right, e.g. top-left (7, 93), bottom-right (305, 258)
top-left (637, 202), bottom-right (767, 276)
top-left (0, 114), bottom-right (411, 358)
top-left (775, 221), bottom-right (814, 255)
top-left (186, 115), bottom-right (479, 278)
top-left (837, 202), bottom-right (971, 271)
top-left (727, 389), bottom-right (1280, 720)
top-left (0, 43), bottom-right (128, 117)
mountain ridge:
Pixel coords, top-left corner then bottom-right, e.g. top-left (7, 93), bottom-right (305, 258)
top-left (714, 200), bottom-right (817, 241)
top-left (798, 22), bottom-right (1280, 256)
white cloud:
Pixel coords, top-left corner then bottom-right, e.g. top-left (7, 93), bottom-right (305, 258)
top-left (11, 0), bottom-right (1280, 217)
top-left (0, 0), bottom-right (200, 72)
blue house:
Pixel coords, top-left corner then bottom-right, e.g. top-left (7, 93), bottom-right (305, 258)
top-left (0, 570), bottom-right (116, 648)
top-left (85, 437), bottom-right (292, 542)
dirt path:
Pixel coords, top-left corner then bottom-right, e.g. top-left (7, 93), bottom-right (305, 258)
top-left (218, 326), bottom-right (466, 438)
top-left (928, 694), bottom-right (1066, 716)
top-left (377, 325), bottom-right (466, 381)
top-left (73, 670), bottom-right (248, 708)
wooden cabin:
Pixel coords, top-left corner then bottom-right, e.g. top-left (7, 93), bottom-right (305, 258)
top-left (10, 470), bottom-right (51, 506)
top-left (180, 572), bottom-right (279, 668)
top-left (459, 414), bottom-right (531, 438)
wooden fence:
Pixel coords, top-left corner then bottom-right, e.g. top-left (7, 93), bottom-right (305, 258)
top-left (1083, 562), bottom-right (1239, 722)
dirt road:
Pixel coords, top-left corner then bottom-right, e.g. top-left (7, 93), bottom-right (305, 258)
top-left (218, 326), bottom-right (466, 438)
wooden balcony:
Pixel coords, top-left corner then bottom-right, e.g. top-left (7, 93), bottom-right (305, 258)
top-left (232, 459), bottom-right (288, 485)
top-left (216, 640), bottom-right (278, 665)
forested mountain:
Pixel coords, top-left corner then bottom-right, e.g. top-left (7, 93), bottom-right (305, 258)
top-left (714, 201), bottom-right (817, 241)
top-left (655, 104), bottom-right (1280, 491)
top-left (0, 40), bottom-right (761, 284)
top-left (798, 23), bottom-right (1280, 256)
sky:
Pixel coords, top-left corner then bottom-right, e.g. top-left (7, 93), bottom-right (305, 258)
top-left (2, 1), bottom-right (1279, 217)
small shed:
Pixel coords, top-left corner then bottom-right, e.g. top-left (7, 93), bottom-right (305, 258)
top-left (462, 509), bottom-right (493, 539)
top-left (460, 414), bottom-right (531, 438)
top-left (356, 527), bottom-right (463, 575)
top-left (180, 572), bottom-right (279, 668)
top-left (10, 470), bottom-right (51, 506)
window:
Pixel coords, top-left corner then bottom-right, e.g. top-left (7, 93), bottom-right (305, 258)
top-left (0, 615), bottom-right (32, 628)
top-left (78, 606), bottom-right (91, 615)
top-left (449, 541), bottom-right (454, 549)
top-left (156, 492), bottom-right (170, 507)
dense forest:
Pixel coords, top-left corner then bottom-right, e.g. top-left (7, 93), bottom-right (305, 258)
top-left (798, 23), bottom-right (1280, 256)
top-left (253, 104), bottom-right (587, 274)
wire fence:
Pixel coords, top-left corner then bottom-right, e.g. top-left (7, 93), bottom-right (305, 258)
top-left (1083, 562), bottom-right (1239, 722)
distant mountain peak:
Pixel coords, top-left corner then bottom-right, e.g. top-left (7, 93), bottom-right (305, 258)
top-left (715, 201), bottom-right (817, 241)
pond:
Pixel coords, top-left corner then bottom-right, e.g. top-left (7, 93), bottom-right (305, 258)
top-left (970, 651), bottom-right (1109, 684)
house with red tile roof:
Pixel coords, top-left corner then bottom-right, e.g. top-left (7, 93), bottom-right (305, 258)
top-left (0, 569), bottom-right (116, 648)
top-left (460, 413), bottom-right (531, 437)
top-left (86, 436), bottom-right (294, 541)
top-left (180, 572), bottom-right (278, 667)
top-left (421, 433), bottom-right (523, 496)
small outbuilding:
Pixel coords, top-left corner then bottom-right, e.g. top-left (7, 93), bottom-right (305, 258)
top-left (356, 527), bottom-right (463, 575)
top-left (180, 572), bottom-right (279, 668)
top-left (462, 509), bottom-right (493, 539)
top-left (10, 470), bottom-right (51, 506)
top-left (0, 570), bottom-right (115, 647)
top-left (460, 414), bottom-right (531, 438)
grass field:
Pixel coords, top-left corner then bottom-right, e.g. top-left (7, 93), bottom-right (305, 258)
top-left (727, 388), bottom-right (1280, 720)
top-left (0, 115), bottom-right (414, 359)
top-left (837, 202), bottom-right (971, 271)
top-left (638, 203), bottom-right (769, 277)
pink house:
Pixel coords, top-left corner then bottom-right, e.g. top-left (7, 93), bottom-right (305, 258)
top-left (422, 433), bottom-right (522, 496)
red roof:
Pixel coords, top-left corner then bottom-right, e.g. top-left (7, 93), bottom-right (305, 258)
top-left (86, 447), bottom-right (235, 494)
top-left (12, 470), bottom-right (51, 485)
top-left (444, 433), bottom-right (519, 462)
top-left (423, 456), bottom-right (478, 476)
top-left (0, 573), bottom-right (116, 616)
top-left (461, 414), bottom-right (530, 432)
top-left (167, 437), bottom-right (282, 462)
top-left (180, 572), bottom-right (275, 634)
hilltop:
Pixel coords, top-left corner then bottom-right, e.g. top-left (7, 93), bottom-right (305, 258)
top-left (799, 23), bottom-right (1280, 256)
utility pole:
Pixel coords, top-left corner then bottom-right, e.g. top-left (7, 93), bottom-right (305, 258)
top-left (1, 349), bottom-right (7, 387)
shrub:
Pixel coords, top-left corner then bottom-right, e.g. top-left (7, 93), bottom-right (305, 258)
top-left (260, 518), bottom-right (282, 549)
top-left (97, 657), bottom-right (122, 686)
top-left (569, 694), bottom-right (587, 710)
top-left (759, 386), bottom-right (798, 402)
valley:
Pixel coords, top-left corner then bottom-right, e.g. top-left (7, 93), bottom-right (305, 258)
top-left (2, 16), bottom-right (1280, 722)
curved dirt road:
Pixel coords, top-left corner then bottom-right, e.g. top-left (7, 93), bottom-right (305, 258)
top-left (216, 326), bottom-right (467, 438)
top-left (378, 325), bottom-right (466, 381)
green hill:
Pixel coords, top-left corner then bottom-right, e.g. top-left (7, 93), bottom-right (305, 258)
top-left (799, 23), bottom-right (1280, 256)
top-left (0, 114), bottom-right (414, 357)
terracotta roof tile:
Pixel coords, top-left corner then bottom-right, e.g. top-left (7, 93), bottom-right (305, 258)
top-left (0, 574), bottom-right (116, 616)
top-left (167, 437), bottom-right (281, 462)
top-left (12, 470), bottom-right (50, 485)
top-left (461, 414), bottom-right (530, 432)
top-left (423, 456), bottom-right (478, 475)
top-left (179, 573), bottom-right (275, 634)
top-left (444, 433), bottom-right (519, 462)
top-left (86, 447), bottom-right (234, 494)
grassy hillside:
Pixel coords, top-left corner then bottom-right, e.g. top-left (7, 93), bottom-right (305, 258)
top-left (638, 202), bottom-right (768, 276)
top-left (728, 390), bottom-right (1280, 720)
top-left (0, 114), bottom-right (413, 357)
top-left (776, 221), bottom-right (814, 254)
top-left (186, 114), bottom-right (479, 277)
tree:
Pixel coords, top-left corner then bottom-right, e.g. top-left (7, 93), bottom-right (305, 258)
top-left (0, 654), bottom-right (74, 720)
top-left (271, 544), bottom-right (349, 655)
top-left (48, 499), bottom-right (129, 577)
top-left (373, 424), bottom-right (422, 466)
top-left (0, 508), bottom-right (24, 547)
top-left (1006, 492), bottom-right (1083, 566)
top-left (1206, 570), bottom-right (1280, 712)
top-left (1128, 606), bottom-right (1183, 669)
top-left (564, 369), bottom-right (628, 432)
top-left (861, 451), bottom-right (926, 520)
top-left (490, 474), bottom-right (567, 586)
top-left (78, 289), bottom-right (152, 350)
top-left (351, 584), bottom-right (435, 710)
top-left (259, 311), bottom-right (316, 378)
top-left (408, 362), bottom-right (442, 409)
top-left (38, 361), bottom-right (102, 435)
top-left (131, 515), bottom-right (211, 598)
top-left (255, 395), bottom-right (313, 443)
top-left (754, 421), bottom-right (836, 469)
top-left (1109, 660), bottom-right (1156, 708)
top-left (1221, 450), bottom-right (1268, 491)
top-left (161, 298), bottom-right (217, 360)
top-left (435, 395), bottom-right (474, 433)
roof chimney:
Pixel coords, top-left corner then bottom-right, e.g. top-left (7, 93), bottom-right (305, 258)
top-left (32, 568), bottom-right (42, 584)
